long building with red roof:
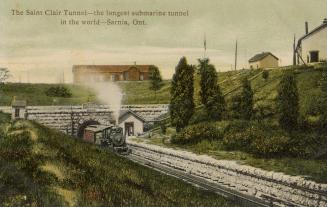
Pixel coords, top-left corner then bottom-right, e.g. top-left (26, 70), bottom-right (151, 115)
top-left (72, 64), bottom-right (153, 83)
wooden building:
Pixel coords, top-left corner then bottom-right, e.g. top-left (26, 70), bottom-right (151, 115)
top-left (72, 64), bottom-right (153, 83)
top-left (295, 19), bottom-right (327, 64)
top-left (249, 52), bottom-right (279, 69)
top-left (11, 99), bottom-right (26, 120)
top-left (118, 110), bottom-right (146, 137)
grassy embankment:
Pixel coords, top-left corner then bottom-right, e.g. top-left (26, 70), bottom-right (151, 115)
top-left (0, 112), bottom-right (238, 207)
top-left (0, 81), bottom-right (171, 106)
top-left (136, 66), bottom-right (327, 184)
top-left (0, 70), bottom-right (266, 106)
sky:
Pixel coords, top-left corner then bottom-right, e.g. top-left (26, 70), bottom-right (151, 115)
top-left (0, 0), bottom-right (326, 83)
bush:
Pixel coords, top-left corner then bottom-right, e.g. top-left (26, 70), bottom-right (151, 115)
top-left (251, 134), bottom-right (289, 157)
top-left (160, 124), bottom-right (167, 134)
top-left (223, 121), bottom-right (290, 157)
top-left (171, 122), bottom-right (223, 144)
top-left (277, 72), bottom-right (299, 130)
top-left (189, 108), bottom-right (210, 124)
top-left (262, 70), bottom-right (269, 80)
top-left (45, 86), bottom-right (72, 98)
top-left (288, 132), bottom-right (327, 158)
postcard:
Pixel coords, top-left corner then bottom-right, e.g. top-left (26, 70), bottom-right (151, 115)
top-left (0, 0), bottom-right (327, 206)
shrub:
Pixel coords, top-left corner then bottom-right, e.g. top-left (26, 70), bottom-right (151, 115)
top-left (160, 124), bottom-right (167, 134)
top-left (223, 121), bottom-right (290, 157)
top-left (189, 108), bottom-right (210, 124)
top-left (45, 86), bottom-right (72, 98)
top-left (250, 134), bottom-right (289, 157)
top-left (171, 122), bottom-right (223, 144)
top-left (288, 132), bottom-right (327, 158)
top-left (228, 95), bottom-right (242, 119)
top-left (262, 70), bottom-right (269, 80)
top-left (276, 72), bottom-right (299, 130)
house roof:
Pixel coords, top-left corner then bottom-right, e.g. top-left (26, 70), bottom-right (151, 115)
top-left (296, 19), bottom-right (327, 50)
top-left (12, 100), bottom-right (26, 107)
top-left (118, 110), bottom-right (146, 123)
top-left (248, 52), bottom-right (279, 63)
top-left (85, 125), bottom-right (111, 132)
top-left (72, 65), bottom-right (152, 73)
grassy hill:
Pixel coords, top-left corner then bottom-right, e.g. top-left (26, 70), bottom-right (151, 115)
top-left (0, 65), bottom-right (325, 109)
top-left (0, 112), bottom-right (238, 207)
top-left (0, 83), bottom-right (96, 106)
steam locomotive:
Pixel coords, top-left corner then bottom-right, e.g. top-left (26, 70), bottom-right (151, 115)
top-left (84, 124), bottom-right (130, 154)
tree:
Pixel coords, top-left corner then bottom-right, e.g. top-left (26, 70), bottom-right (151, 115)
top-left (239, 77), bottom-right (254, 120)
top-left (277, 72), bottom-right (299, 130)
top-left (262, 70), bottom-right (269, 81)
top-left (170, 57), bottom-right (195, 132)
top-left (198, 58), bottom-right (210, 105)
top-left (149, 65), bottom-right (163, 99)
top-left (198, 58), bottom-right (225, 120)
top-left (0, 68), bottom-right (10, 84)
top-left (320, 70), bottom-right (327, 93)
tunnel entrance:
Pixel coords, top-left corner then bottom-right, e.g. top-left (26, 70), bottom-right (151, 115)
top-left (77, 120), bottom-right (100, 138)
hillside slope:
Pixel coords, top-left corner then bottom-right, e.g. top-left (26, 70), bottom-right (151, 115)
top-left (0, 66), bottom-right (325, 108)
top-left (0, 113), bottom-right (238, 207)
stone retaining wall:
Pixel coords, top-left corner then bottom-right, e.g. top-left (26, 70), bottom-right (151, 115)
top-left (21, 104), bottom-right (169, 136)
top-left (128, 141), bottom-right (327, 207)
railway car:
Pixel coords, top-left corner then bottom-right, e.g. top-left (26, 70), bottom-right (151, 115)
top-left (84, 125), bottom-right (129, 153)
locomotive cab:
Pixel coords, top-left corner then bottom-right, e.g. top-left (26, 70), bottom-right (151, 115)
top-left (83, 124), bottom-right (130, 154)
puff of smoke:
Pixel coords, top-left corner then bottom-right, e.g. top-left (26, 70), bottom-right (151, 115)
top-left (85, 81), bottom-right (123, 124)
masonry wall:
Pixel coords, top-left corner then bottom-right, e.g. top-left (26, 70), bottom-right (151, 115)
top-left (21, 104), bottom-right (169, 136)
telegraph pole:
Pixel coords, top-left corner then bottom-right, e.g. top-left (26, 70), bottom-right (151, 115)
top-left (203, 33), bottom-right (207, 59)
top-left (234, 39), bottom-right (238, 70)
top-left (293, 34), bottom-right (296, 66)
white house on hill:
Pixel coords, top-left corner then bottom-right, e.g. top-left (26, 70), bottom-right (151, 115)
top-left (248, 52), bottom-right (279, 69)
top-left (296, 19), bottom-right (327, 64)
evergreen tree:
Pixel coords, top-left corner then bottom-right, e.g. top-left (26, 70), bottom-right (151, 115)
top-left (206, 85), bottom-right (225, 120)
top-left (170, 57), bottom-right (195, 132)
top-left (149, 65), bottom-right (163, 99)
top-left (199, 58), bottom-right (210, 105)
top-left (277, 72), bottom-right (299, 130)
top-left (239, 77), bottom-right (254, 120)
top-left (198, 58), bottom-right (225, 120)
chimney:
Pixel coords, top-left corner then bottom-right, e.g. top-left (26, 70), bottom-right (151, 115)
top-left (324, 18), bottom-right (327, 24)
top-left (305, 21), bottom-right (309, 34)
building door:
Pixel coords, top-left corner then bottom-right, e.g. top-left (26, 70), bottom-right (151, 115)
top-left (123, 71), bottom-right (129, 80)
top-left (310, 51), bottom-right (319, 63)
top-left (15, 108), bottom-right (20, 118)
top-left (125, 122), bottom-right (134, 136)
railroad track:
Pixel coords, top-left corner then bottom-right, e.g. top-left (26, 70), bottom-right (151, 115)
top-left (125, 143), bottom-right (327, 207)
top-left (127, 152), bottom-right (273, 207)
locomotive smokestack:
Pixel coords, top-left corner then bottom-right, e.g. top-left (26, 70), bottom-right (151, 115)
top-left (305, 21), bottom-right (309, 34)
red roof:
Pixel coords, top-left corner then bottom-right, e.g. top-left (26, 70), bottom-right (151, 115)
top-left (72, 65), bottom-right (152, 73)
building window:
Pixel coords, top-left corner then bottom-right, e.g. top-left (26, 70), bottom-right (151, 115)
top-left (309, 51), bottom-right (319, 63)
top-left (15, 108), bottom-right (20, 118)
top-left (123, 72), bottom-right (129, 80)
top-left (111, 74), bottom-right (117, 81)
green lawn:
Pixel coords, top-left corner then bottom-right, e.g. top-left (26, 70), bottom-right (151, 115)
top-left (117, 80), bottom-right (171, 104)
top-left (0, 113), bottom-right (239, 207)
top-left (0, 83), bottom-right (96, 106)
